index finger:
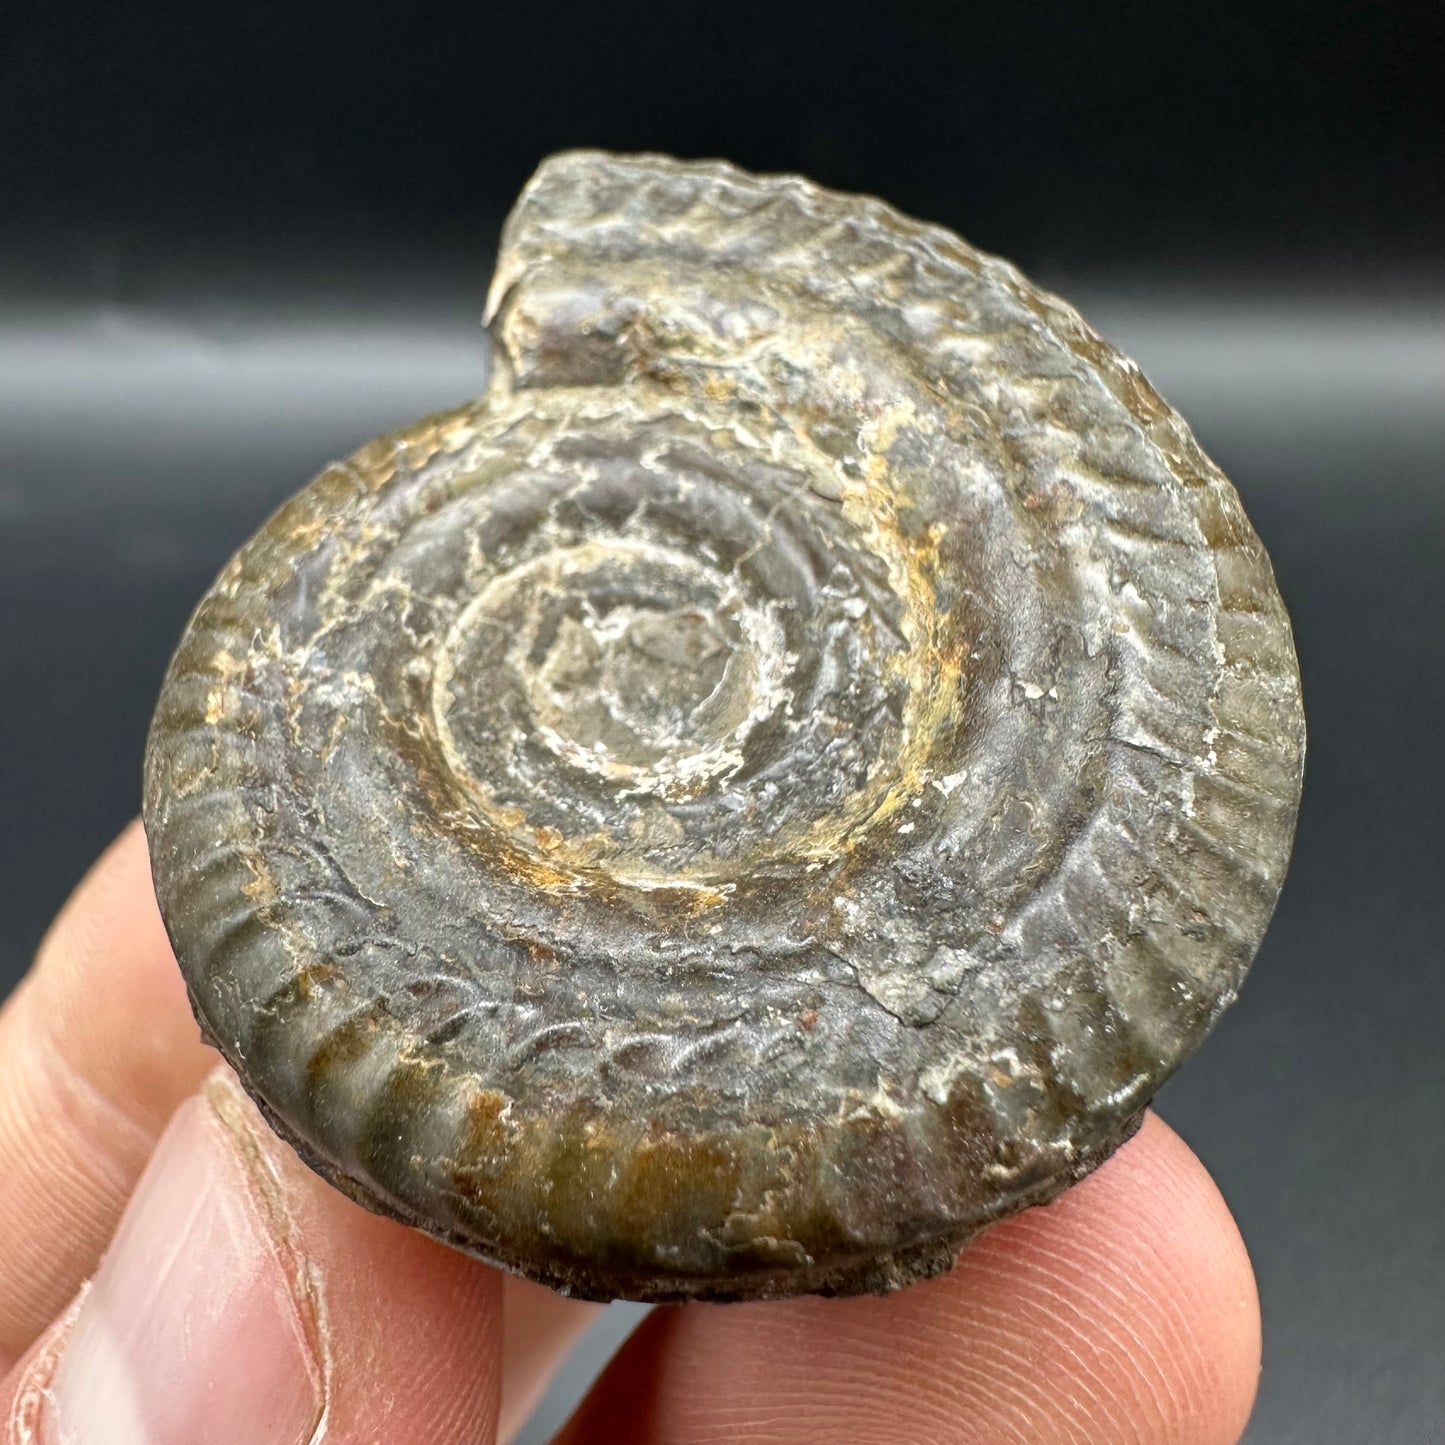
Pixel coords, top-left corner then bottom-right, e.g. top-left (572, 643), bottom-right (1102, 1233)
top-left (0, 821), bottom-right (216, 1365)
top-left (555, 1115), bottom-right (1262, 1445)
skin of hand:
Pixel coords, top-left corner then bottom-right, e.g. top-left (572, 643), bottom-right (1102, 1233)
top-left (0, 824), bottom-right (1261, 1444)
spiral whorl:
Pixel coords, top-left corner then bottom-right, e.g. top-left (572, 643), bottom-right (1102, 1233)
top-left (142, 152), bottom-right (1304, 1300)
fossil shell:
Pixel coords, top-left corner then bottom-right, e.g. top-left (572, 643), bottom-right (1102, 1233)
top-left (142, 151), bottom-right (1304, 1302)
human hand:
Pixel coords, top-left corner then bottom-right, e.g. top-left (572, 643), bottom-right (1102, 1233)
top-left (0, 824), bottom-right (1261, 1443)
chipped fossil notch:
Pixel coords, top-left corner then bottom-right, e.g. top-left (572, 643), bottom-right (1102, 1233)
top-left (142, 150), bottom-right (1305, 1302)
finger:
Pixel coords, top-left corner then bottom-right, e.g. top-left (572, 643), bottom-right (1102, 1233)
top-left (497, 1278), bottom-right (603, 1444)
top-left (1, 1065), bottom-right (503, 1445)
top-left (0, 821), bottom-right (217, 1366)
top-left (555, 1114), bottom-right (1260, 1445)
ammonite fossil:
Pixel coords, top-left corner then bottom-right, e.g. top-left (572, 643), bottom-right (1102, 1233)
top-left (143, 151), bottom-right (1304, 1302)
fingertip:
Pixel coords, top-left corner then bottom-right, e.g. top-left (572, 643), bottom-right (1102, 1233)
top-left (200, 1067), bottom-right (505, 1444)
top-left (1085, 1114), bottom-right (1262, 1442)
top-left (559, 1112), bottom-right (1261, 1445)
top-left (5, 1066), bottom-right (504, 1445)
top-left (857, 1111), bottom-right (1262, 1445)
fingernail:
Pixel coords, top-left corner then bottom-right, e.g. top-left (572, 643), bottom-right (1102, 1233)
top-left (42, 1077), bottom-right (324, 1445)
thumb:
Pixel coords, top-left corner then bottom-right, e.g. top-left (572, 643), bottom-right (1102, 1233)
top-left (2, 1066), bottom-right (502, 1445)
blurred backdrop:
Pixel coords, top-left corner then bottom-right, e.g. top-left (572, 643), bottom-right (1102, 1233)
top-left (2, 3), bottom-right (1441, 1440)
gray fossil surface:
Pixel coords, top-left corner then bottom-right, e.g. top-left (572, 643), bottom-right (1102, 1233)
top-left (142, 151), bottom-right (1304, 1301)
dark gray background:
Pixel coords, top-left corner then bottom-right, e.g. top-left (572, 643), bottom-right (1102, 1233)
top-left (2, 2), bottom-right (1441, 1440)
